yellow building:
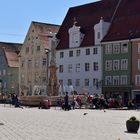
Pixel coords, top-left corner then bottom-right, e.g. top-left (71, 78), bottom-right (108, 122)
top-left (19, 21), bottom-right (60, 96)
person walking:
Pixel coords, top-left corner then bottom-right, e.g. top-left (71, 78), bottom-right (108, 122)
top-left (71, 97), bottom-right (76, 110)
top-left (64, 92), bottom-right (69, 111)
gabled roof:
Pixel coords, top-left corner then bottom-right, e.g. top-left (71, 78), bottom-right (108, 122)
top-left (22, 21), bottom-right (60, 52)
top-left (32, 21), bottom-right (60, 49)
top-left (56, 0), bottom-right (119, 50)
top-left (102, 0), bottom-right (140, 42)
top-left (32, 21), bottom-right (60, 33)
top-left (32, 22), bottom-right (60, 37)
top-left (0, 42), bottom-right (22, 67)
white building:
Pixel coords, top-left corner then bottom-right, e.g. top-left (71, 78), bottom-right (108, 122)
top-left (55, 1), bottom-right (117, 95)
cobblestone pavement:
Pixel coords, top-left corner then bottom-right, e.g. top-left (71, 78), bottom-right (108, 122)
top-left (0, 105), bottom-right (139, 140)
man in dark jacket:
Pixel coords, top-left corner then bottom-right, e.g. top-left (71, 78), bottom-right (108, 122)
top-left (64, 92), bottom-right (69, 111)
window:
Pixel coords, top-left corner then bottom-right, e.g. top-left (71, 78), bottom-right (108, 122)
top-left (85, 79), bottom-right (89, 86)
top-left (76, 50), bottom-right (80, 56)
top-left (93, 48), bottom-right (98, 54)
top-left (31, 47), bottom-right (34, 54)
top-left (28, 75), bottom-right (31, 83)
top-left (60, 52), bottom-right (64, 58)
top-left (105, 44), bottom-right (112, 54)
top-left (138, 43), bottom-right (140, 54)
top-left (121, 43), bottom-right (128, 53)
top-left (138, 59), bottom-right (140, 70)
top-left (21, 60), bottom-right (24, 67)
top-left (28, 60), bottom-right (32, 68)
top-left (105, 60), bottom-right (112, 71)
top-left (59, 65), bottom-right (63, 73)
top-left (72, 32), bottom-right (79, 44)
top-left (0, 70), bottom-right (1, 75)
top-left (34, 73), bottom-right (39, 83)
top-left (21, 74), bottom-right (24, 83)
top-left (97, 32), bottom-right (100, 39)
top-left (86, 48), bottom-right (90, 55)
top-left (135, 75), bottom-right (140, 85)
top-left (26, 47), bottom-right (29, 53)
top-left (37, 46), bottom-right (40, 51)
top-left (42, 77), bottom-right (46, 83)
top-left (3, 82), bottom-right (7, 88)
top-left (121, 59), bottom-right (128, 70)
top-left (93, 78), bottom-right (97, 85)
top-left (59, 80), bottom-right (63, 85)
top-left (75, 79), bottom-right (80, 86)
top-left (69, 51), bottom-right (73, 57)
top-left (68, 79), bottom-right (72, 86)
top-left (121, 75), bottom-right (127, 85)
top-left (93, 62), bottom-right (98, 71)
top-left (76, 63), bottom-right (80, 72)
top-left (93, 78), bottom-right (99, 88)
top-left (113, 60), bottom-right (119, 71)
top-left (68, 64), bottom-right (72, 73)
top-left (113, 43), bottom-right (120, 54)
top-left (105, 76), bottom-right (112, 86)
top-left (42, 58), bottom-right (47, 66)
top-left (85, 63), bottom-right (90, 71)
top-left (113, 76), bottom-right (119, 86)
top-left (3, 69), bottom-right (6, 75)
top-left (35, 59), bottom-right (39, 68)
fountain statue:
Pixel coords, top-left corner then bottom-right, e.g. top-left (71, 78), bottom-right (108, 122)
top-left (48, 35), bottom-right (59, 96)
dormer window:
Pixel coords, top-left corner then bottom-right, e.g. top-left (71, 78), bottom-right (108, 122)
top-left (72, 32), bottom-right (79, 44)
top-left (97, 32), bottom-right (100, 39)
top-left (94, 17), bottom-right (110, 45)
top-left (121, 43), bottom-right (128, 53)
top-left (68, 19), bottom-right (84, 48)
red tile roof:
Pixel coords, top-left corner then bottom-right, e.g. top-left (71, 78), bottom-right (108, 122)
top-left (102, 0), bottom-right (140, 42)
top-left (56, 0), bottom-right (119, 50)
top-left (0, 42), bottom-right (22, 67)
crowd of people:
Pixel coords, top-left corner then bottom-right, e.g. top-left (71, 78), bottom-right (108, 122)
top-left (0, 93), bottom-right (23, 108)
top-left (0, 92), bottom-right (138, 110)
top-left (55, 93), bottom-right (138, 110)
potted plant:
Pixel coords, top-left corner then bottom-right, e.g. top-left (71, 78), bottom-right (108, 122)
top-left (126, 116), bottom-right (139, 133)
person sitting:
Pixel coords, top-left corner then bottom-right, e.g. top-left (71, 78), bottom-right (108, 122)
top-left (14, 95), bottom-right (23, 109)
top-left (128, 99), bottom-right (135, 109)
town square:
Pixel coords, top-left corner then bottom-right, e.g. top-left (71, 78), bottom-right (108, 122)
top-left (0, 0), bottom-right (140, 139)
top-left (0, 105), bottom-right (139, 140)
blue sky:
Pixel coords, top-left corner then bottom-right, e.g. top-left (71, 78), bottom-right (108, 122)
top-left (0, 0), bottom-right (98, 43)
